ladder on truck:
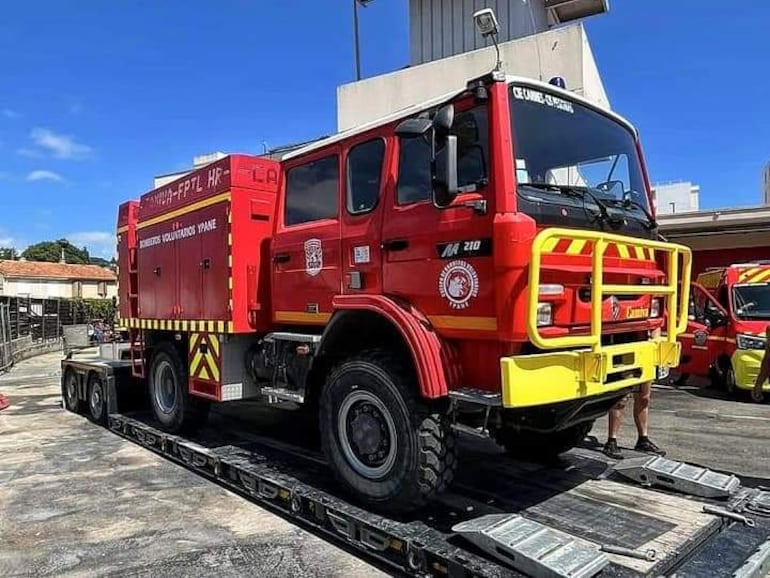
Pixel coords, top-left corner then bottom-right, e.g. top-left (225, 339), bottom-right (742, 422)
top-left (125, 246), bottom-right (144, 378)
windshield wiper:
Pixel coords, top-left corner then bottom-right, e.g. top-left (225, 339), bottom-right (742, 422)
top-left (519, 183), bottom-right (622, 225)
top-left (603, 195), bottom-right (658, 230)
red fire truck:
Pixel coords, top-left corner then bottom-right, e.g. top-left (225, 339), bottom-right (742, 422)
top-left (65, 72), bottom-right (691, 513)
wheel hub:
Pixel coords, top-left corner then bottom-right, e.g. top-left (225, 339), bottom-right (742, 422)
top-left (153, 360), bottom-right (177, 414)
top-left (338, 390), bottom-right (397, 479)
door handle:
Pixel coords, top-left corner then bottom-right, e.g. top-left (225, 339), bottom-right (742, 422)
top-left (382, 239), bottom-right (409, 252)
top-left (273, 253), bottom-right (291, 263)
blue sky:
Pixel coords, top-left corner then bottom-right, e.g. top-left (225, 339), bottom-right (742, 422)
top-left (0, 1), bottom-right (767, 257)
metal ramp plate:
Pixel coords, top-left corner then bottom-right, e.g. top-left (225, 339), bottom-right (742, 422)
top-left (612, 456), bottom-right (741, 499)
top-left (452, 514), bottom-right (608, 578)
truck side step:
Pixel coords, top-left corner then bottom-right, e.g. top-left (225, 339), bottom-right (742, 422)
top-left (452, 514), bottom-right (608, 578)
top-left (612, 456), bottom-right (741, 499)
top-left (260, 386), bottom-right (305, 404)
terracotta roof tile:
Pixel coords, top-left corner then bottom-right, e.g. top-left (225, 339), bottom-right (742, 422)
top-left (0, 260), bottom-right (116, 281)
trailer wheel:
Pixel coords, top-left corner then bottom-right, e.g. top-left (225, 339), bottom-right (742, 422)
top-left (63, 368), bottom-right (84, 414)
top-left (87, 372), bottom-right (107, 425)
top-left (149, 344), bottom-right (209, 433)
top-left (496, 420), bottom-right (594, 462)
top-left (320, 350), bottom-right (457, 514)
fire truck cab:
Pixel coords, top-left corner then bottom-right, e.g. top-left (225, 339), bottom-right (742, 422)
top-left (113, 72), bottom-right (691, 513)
top-left (678, 263), bottom-right (770, 394)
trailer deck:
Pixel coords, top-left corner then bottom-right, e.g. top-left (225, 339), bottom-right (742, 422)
top-left (58, 352), bottom-right (770, 578)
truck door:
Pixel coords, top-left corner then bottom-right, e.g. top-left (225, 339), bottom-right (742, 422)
top-left (271, 149), bottom-right (342, 325)
top-left (339, 137), bottom-right (388, 295)
top-left (678, 283), bottom-right (729, 378)
top-left (381, 103), bottom-right (496, 333)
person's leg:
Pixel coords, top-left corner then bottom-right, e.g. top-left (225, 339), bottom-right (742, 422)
top-left (633, 381), bottom-right (665, 455)
top-left (602, 395), bottom-right (628, 459)
top-left (752, 343), bottom-right (770, 402)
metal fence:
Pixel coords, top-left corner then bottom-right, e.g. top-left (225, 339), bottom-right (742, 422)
top-left (0, 303), bottom-right (12, 372)
top-left (0, 296), bottom-right (115, 372)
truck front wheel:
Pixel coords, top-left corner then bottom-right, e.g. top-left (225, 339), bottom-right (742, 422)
top-left (320, 351), bottom-right (457, 514)
top-left (149, 344), bottom-right (209, 433)
top-left (496, 420), bottom-right (594, 462)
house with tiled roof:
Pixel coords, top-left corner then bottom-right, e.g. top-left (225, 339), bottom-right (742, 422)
top-left (0, 259), bottom-right (117, 300)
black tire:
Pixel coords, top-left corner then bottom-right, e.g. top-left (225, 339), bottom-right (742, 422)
top-left (712, 361), bottom-right (737, 396)
top-left (149, 344), bottom-right (210, 433)
top-left (63, 368), bottom-right (84, 414)
top-left (319, 351), bottom-right (457, 514)
top-left (87, 372), bottom-right (108, 425)
top-left (495, 420), bottom-right (594, 462)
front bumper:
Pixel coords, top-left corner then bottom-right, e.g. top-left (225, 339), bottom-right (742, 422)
top-left (500, 338), bottom-right (680, 408)
top-left (731, 350), bottom-right (770, 391)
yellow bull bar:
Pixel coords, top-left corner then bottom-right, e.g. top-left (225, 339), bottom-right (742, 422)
top-left (501, 228), bottom-right (692, 409)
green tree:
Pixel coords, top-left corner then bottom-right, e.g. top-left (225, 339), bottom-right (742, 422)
top-left (22, 239), bottom-right (90, 264)
top-left (0, 247), bottom-right (18, 260)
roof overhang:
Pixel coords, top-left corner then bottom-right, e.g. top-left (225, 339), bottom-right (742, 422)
top-left (658, 206), bottom-right (770, 235)
top-left (546, 0), bottom-right (609, 24)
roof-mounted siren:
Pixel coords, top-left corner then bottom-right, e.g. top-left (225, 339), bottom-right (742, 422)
top-left (549, 76), bottom-right (567, 89)
top-left (473, 8), bottom-right (502, 72)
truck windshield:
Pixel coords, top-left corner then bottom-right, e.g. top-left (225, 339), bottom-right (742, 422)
top-left (509, 84), bottom-right (652, 231)
top-left (733, 284), bottom-right (770, 319)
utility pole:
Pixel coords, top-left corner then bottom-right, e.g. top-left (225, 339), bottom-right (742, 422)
top-left (353, 0), bottom-right (374, 81)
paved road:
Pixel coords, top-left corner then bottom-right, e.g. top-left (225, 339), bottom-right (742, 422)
top-left (590, 382), bottom-right (770, 483)
top-left (0, 353), bottom-right (387, 578)
top-left (1, 353), bottom-right (768, 577)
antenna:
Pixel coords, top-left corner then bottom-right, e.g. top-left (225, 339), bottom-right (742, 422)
top-left (523, 0), bottom-right (544, 81)
top-left (473, 8), bottom-right (502, 72)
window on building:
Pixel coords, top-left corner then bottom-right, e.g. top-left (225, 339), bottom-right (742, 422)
top-left (397, 105), bottom-right (489, 205)
top-left (346, 139), bottom-right (385, 214)
top-left (72, 280), bottom-right (83, 298)
top-left (98, 281), bottom-right (107, 297)
top-left (285, 155), bottom-right (339, 226)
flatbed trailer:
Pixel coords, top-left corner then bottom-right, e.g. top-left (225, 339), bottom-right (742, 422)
top-left (61, 352), bottom-right (770, 578)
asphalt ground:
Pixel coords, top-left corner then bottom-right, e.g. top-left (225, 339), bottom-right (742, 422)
top-left (0, 353), bottom-right (768, 577)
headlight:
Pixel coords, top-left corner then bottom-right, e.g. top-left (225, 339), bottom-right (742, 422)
top-left (650, 298), bottom-right (661, 318)
top-left (536, 302), bottom-right (552, 327)
top-left (736, 334), bottom-right (766, 350)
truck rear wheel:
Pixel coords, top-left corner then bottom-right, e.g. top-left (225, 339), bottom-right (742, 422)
top-left (63, 368), bottom-right (84, 414)
top-left (149, 344), bottom-right (210, 433)
top-left (320, 351), bottom-right (457, 514)
top-left (87, 372), bottom-right (107, 424)
top-left (496, 420), bottom-right (594, 462)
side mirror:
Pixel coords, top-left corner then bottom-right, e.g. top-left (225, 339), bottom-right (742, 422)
top-left (394, 117), bottom-right (433, 138)
top-left (433, 135), bottom-right (459, 207)
top-left (433, 104), bottom-right (455, 134)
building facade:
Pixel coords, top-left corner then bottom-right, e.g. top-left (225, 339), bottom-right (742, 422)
top-left (409, 0), bottom-right (608, 65)
top-left (0, 261), bottom-right (117, 300)
top-left (763, 163), bottom-right (770, 205)
top-left (338, 23), bottom-right (609, 132)
top-left (651, 181), bottom-right (700, 215)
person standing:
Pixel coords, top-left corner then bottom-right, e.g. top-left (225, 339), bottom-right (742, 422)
top-left (751, 326), bottom-right (770, 403)
top-left (602, 327), bottom-right (667, 460)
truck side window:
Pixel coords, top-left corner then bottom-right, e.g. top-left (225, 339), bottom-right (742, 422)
top-left (285, 155), bottom-right (339, 226)
top-left (347, 139), bottom-right (385, 214)
top-left (396, 105), bottom-right (489, 205)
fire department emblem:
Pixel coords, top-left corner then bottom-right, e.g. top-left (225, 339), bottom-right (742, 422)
top-left (304, 238), bottom-right (323, 276)
top-left (609, 296), bottom-right (621, 321)
top-left (439, 260), bottom-right (479, 309)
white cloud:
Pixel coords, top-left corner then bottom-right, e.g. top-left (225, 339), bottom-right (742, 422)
top-left (0, 236), bottom-right (15, 247)
top-left (17, 147), bottom-right (41, 158)
top-left (67, 231), bottom-right (115, 258)
top-left (30, 127), bottom-right (92, 160)
top-left (26, 170), bottom-right (64, 183)
top-left (2, 109), bottom-right (18, 119)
